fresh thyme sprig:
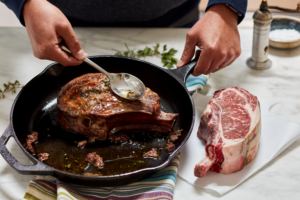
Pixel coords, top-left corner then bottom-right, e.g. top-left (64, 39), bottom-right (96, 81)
top-left (113, 43), bottom-right (178, 69)
top-left (0, 80), bottom-right (23, 99)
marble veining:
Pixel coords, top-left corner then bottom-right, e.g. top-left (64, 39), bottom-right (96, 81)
top-left (0, 27), bottom-right (300, 199)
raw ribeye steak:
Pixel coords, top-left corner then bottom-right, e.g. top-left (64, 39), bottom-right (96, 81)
top-left (194, 87), bottom-right (261, 177)
top-left (57, 73), bottom-right (178, 141)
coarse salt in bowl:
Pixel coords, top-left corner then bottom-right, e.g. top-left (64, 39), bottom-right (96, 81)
top-left (269, 29), bottom-right (300, 42)
top-left (269, 16), bottom-right (300, 49)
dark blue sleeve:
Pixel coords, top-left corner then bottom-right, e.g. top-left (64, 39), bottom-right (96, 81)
top-left (206, 0), bottom-right (248, 24)
top-left (0, 0), bottom-right (26, 26)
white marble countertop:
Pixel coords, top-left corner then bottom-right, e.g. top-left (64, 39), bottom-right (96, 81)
top-left (0, 27), bottom-right (300, 200)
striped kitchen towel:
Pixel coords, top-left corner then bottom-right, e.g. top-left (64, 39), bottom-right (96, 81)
top-left (186, 74), bottom-right (210, 93)
top-left (23, 155), bottom-right (180, 200)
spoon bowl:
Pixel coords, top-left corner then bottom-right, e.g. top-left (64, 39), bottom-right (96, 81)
top-left (110, 73), bottom-right (145, 100)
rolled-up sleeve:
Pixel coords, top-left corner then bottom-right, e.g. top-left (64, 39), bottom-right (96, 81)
top-left (1, 0), bottom-right (27, 25)
top-left (206, 0), bottom-right (248, 24)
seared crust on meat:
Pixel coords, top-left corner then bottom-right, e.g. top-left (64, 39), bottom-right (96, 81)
top-left (143, 148), bottom-right (158, 158)
top-left (38, 153), bottom-right (49, 162)
top-left (168, 129), bottom-right (183, 142)
top-left (77, 140), bottom-right (87, 148)
top-left (165, 140), bottom-right (175, 152)
top-left (84, 173), bottom-right (102, 176)
top-left (57, 73), bottom-right (178, 140)
top-left (26, 132), bottom-right (38, 154)
top-left (85, 152), bottom-right (104, 170)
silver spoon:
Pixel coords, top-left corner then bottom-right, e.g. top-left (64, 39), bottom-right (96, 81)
top-left (60, 45), bottom-right (146, 100)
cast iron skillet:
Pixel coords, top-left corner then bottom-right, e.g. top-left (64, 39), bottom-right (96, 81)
top-left (0, 55), bottom-right (199, 186)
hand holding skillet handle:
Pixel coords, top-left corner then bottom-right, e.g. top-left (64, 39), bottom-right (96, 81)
top-left (61, 44), bottom-right (146, 100)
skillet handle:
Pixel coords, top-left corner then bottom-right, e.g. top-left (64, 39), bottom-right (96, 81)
top-left (169, 55), bottom-right (200, 83)
top-left (0, 124), bottom-right (53, 175)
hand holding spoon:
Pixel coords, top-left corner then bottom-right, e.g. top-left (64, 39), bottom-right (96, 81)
top-left (60, 45), bottom-right (146, 100)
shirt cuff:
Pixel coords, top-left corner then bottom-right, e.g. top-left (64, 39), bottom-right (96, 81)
top-left (1, 0), bottom-right (27, 26)
top-left (205, 0), bottom-right (247, 24)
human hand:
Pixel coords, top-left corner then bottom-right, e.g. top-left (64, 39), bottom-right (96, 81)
top-left (176, 4), bottom-right (241, 75)
top-left (23, 0), bottom-right (88, 66)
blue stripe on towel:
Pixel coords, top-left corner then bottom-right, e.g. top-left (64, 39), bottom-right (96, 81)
top-left (186, 74), bottom-right (210, 92)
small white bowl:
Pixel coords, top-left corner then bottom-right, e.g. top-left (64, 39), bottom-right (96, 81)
top-left (269, 16), bottom-right (300, 49)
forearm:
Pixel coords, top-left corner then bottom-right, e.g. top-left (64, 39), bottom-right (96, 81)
top-left (206, 0), bottom-right (248, 24)
top-left (1, 0), bottom-right (27, 25)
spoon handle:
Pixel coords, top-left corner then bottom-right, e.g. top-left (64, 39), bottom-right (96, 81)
top-left (83, 57), bottom-right (112, 78)
top-left (60, 44), bottom-right (113, 79)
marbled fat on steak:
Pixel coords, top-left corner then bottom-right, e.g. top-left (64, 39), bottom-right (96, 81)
top-left (57, 73), bottom-right (178, 140)
top-left (194, 87), bottom-right (261, 177)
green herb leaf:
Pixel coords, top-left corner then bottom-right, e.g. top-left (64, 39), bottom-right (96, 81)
top-left (153, 43), bottom-right (160, 54)
top-left (67, 164), bottom-right (71, 168)
top-left (171, 57), bottom-right (178, 64)
top-left (161, 57), bottom-right (168, 65)
top-left (166, 63), bottom-right (173, 70)
top-left (168, 48), bottom-right (177, 56)
top-left (163, 45), bottom-right (167, 52)
top-left (144, 47), bottom-right (151, 56)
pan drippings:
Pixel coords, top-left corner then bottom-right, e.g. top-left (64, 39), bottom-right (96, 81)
top-left (29, 106), bottom-right (183, 176)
